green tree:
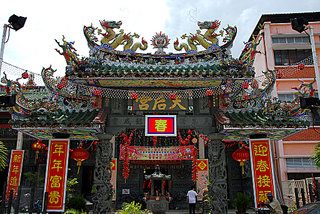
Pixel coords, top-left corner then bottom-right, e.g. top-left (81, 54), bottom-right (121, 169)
top-left (312, 144), bottom-right (320, 167)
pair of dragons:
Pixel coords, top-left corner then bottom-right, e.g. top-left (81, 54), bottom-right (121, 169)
top-left (84, 20), bottom-right (236, 53)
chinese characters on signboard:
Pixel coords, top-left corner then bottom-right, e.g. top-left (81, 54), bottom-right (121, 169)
top-left (249, 139), bottom-right (276, 207)
top-left (135, 95), bottom-right (187, 111)
top-left (44, 139), bottom-right (69, 212)
top-left (6, 150), bottom-right (24, 201)
top-left (120, 146), bottom-right (195, 160)
top-left (145, 115), bottom-right (177, 136)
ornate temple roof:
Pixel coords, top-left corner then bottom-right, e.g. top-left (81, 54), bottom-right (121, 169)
top-left (1, 19), bottom-right (311, 140)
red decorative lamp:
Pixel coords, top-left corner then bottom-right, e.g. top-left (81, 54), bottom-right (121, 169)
top-left (32, 140), bottom-right (46, 160)
top-left (71, 147), bottom-right (90, 174)
top-left (232, 147), bottom-right (250, 174)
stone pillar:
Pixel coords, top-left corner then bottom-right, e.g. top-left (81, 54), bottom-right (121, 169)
top-left (207, 133), bottom-right (228, 214)
top-left (92, 133), bottom-right (114, 213)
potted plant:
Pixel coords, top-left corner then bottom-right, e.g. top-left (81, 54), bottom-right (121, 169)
top-left (233, 192), bottom-right (251, 214)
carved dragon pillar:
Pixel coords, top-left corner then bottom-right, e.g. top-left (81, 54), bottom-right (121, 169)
top-left (92, 133), bottom-right (113, 213)
top-left (207, 133), bottom-right (228, 214)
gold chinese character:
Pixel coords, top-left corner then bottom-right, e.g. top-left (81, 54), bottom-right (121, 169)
top-left (155, 119), bottom-right (167, 132)
top-left (50, 175), bottom-right (62, 188)
top-left (258, 190), bottom-right (271, 203)
top-left (256, 160), bottom-right (270, 172)
top-left (170, 95), bottom-right (186, 110)
top-left (51, 160), bottom-right (63, 172)
top-left (257, 175), bottom-right (271, 187)
top-left (137, 96), bottom-right (152, 110)
top-left (9, 176), bottom-right (18, 186)
top-left (12, 155), bottom-right (22, 163)
top-left (152, 95), bottom-right (167, 110)
top-left (49, 191), bottom-right (61, 204)
top-left (53, 144), bottom-right (64, 156)
top-left (253, 145), bottom-right (268, 156)
top-left (12, 165), bottom-right (19, 174)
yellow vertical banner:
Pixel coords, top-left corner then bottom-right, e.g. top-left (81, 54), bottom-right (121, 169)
top-left (111, 158), bottom-right (117, 201)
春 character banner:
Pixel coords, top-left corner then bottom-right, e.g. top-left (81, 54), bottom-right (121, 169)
top-left (249, 138), bottom-right (277, 207)
top-left (43, 139), bottom-right (70, 212)
top-left (145, 115), bottom-right (177, 136)
top-left (6, 150), bottom-right (24, 201)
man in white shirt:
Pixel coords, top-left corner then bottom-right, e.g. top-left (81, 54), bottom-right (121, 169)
top-left (186, 186), bottom-right (198, 214)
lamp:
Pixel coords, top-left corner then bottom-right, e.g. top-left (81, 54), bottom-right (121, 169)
top-left (8, 14), bottom-right (27, 31)
top-left (0, 14), bottom-right (27, 77)
top-left (291, 17), bottom-right (308, 33)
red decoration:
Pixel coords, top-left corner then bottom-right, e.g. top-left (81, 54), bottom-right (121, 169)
top-left (169, 93), bottom-right (176, 100)
top-left (192, 147), bottom-right (198, 182)
top-left (206, 89), bottom-right (213, 107)
top-left (57, 82), bottom-right (64, 89)
top-left (276, 71), bottom-right (283, 79)
top-left (232, 147), bottom-right (250, 174)
top-left (93, 89), bottom-right (101, 96)
top-left (32, 140), bottom-right (46, 160)
top-left (131, 93), bottom-right (138, 110)
top-left (71, 148), bottom-right (90, 174)
top-left (22, 71), bottom-right (29, 79)
top-left (251, 79), bottom-right (259, 89)
top-left (298, 63), bottom-right (305, 70)
top-left (242, 82), bottom-right (249, 89)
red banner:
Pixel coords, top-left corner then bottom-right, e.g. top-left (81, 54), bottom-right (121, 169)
top-left (196, 159), bottom-right (209, 200)
top-left (44, 139), bottom-right (69, 212)
top-left (111, 158), bottom-right (117, 201)
top-left (6, 150), bottom-right (24, 201)
top-left (145, 115), bottom-right (177, 136)
top-left (250, 139), bottom-right (276, 207)
top-left (120, 146), bottom-right (195, 160)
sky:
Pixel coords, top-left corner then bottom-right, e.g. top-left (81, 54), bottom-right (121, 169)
top-left (0, 0), bottom-right (320, 78)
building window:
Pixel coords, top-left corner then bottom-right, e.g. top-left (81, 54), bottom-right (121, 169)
top-left (274, 49), bottom-right (313, 66)
top-left (272, 36), bottom-right (309, 44)
top-left (278, 93), bottom-right (296, 102)
top-left (286, 157), bottom-right (316, 168)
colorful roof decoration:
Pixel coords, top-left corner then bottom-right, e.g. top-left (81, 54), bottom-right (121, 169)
top-left (0, 19), bottom-right (311, 140)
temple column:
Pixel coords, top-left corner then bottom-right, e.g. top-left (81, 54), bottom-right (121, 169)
top-left (92, 133), bottom-right (113, 213)
top-left (207, 133), bottom-right (228, 214)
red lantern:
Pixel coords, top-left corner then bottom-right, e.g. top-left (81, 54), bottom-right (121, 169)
top-left (32, 140), bottom-right (46, 160)
top-left (93, 89), bottom-right (101, 96)
top-left (206, 89), bottom-right (213, 96)
top-left (232, 147), bottom-right (250, 174)
top-left (169, 93), bottom-right (176, 100)
top-left (276, 71), bottom-right (283, 79)
top-left (57, 82), bottom-right (64, 89)
top-left (71, 148), bottom-right (90, 174)
top-left (251, 79), bottom-right (259, 89)
top-left (242, 82), bottom-right (249, 89)
top-left (22, 71), bottom-right (29, 79)
top-left (131, 93), bottom-right (138, 110)
top-left (298, 63), bottom-right (305, 70)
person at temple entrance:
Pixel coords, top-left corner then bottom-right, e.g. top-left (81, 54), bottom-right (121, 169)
top-left (264, 193), bottom-right (283, 214)
top-left (186, 186), bottom-right (198, 214)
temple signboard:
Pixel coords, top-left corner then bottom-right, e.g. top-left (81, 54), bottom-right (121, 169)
top-left (249, 138), bottom-right (276, 207)
top-left (135, 95), bottom-right (187, 111)
top-left (145, 115), bottom-right (177, 136)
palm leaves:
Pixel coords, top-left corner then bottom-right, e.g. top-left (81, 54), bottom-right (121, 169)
top-left (312, 144), bottom-right (320, 168)
top-left (0, 141), bottom-right (8, 171)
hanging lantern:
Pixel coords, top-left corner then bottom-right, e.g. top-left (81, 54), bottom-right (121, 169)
top-left (242, 82), bottom-right (249, 89)
top-left (22, 71), bottom-right (29, 79)
top-left (276, 71), bottom-right (283, 79)
top-left (232, 147), bottom-right (250, 174)
top-left (169, 93), bottom-right (176, 100)
top-left (131, 92), bottom-right (138, 110)
top-left (93, 89), bottom-right (101, 96)
top-left (71, 148), bottom-right (90, 174)
top-left (32, 140), bottom-right (46, 160)
top-left (57, 82), bottom-right (64, 89)
top-left (298, 63), bottom-right (305, 70)
top-left (206, 89), bottom-right (213, 107)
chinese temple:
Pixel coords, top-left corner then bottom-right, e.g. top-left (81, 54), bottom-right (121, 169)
top-left (3, 19), bottom-right (311, 213)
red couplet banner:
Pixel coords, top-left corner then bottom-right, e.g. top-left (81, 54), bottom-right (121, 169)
top-left (44, 139), bottom-right (70, 212)
top-left (249, 138), bottom-right (276, 207)
top-left (145, 115), bottom-right (177, 136)
top-left (6, 150), bottom-right (24, 201)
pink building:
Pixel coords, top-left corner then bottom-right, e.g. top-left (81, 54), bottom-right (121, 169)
top-left (248, 12), bottom-right (320, 201)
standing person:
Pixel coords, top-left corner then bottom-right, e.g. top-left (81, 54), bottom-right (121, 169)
top-left (263, 193), bottom-right (283, 214)
top-left (187, 186), bottom-right (198, 214)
